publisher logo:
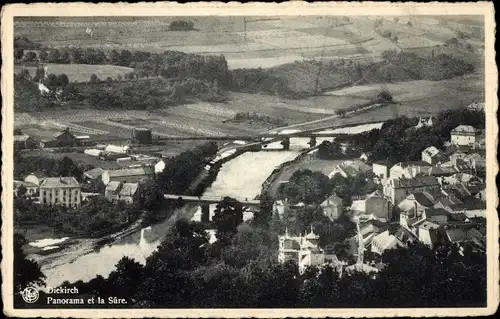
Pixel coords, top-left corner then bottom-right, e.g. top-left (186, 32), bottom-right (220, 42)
top-left (21, 287), bottom-right (39, 303)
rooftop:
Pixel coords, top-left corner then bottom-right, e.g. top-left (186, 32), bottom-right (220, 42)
top-left (107, 167), bottom-right (154, 178)
top-left (389, 176), bottom-right (439, 188)
top-left (119, 183), bottom-right (139, 196)
top-left (40, 177), bottom-right (80, 188)
top-left (84, 167), bottom-right (106, 180)
top-left (321, 193), bottom-right (343, 207)
top-left (451, 125), bottom-right (478, 134)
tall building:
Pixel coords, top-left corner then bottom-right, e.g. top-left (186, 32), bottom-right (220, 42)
top-left (39, 177), bottom-right (81, 208)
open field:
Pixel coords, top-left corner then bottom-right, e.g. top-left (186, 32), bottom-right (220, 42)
top-left (14, 64), bottom-right (133, 82)
top-left (15, 16), bottom-right (483, 70)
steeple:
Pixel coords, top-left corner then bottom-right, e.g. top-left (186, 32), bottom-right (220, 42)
top-left (356, 219), bottom-right (364, 264)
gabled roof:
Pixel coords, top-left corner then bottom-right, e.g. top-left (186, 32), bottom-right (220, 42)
top-left (451, 125), bottom-right (478, 134)
top-left (321, 193), bottom-right (343, 207)
top-left (107, 167), bottom-right (154, 178)
top-left (84, 167), bottom-right (106, 180)
top-left (411, 192), bottom-right (436, 207)
top-left (40, 177), bottom-right (80, 188)
top-left (53, 128), bottom-right (74, 139)
top-left (389, 176), bottom-right (439, 188)
top-left (392, 161), bottom-right (432, 169)
top-left (119, 183), bottom-right (139, 197)
top-left (422, 146), bottom-right (443, 157)
top-left (425, 208), bottom-right (450, 218)
top-left (372, 230), bottom-right (402, 250)
top-left (106, 181), bottom-right (121, 192)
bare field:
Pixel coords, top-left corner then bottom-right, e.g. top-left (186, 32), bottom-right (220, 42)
top-left (14, 64), bottom-right (133, 82)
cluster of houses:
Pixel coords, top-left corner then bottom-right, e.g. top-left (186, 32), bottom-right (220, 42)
top-left (277, 123), bottom-right (487, 274)
top-left (14, 161), bottom-right (160, 208)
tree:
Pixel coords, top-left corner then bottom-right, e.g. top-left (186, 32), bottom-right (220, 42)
top-left (105, 77), bottom-right (114, 85)
top-left (14, 48), bottom-right (24, 61)
top-left (253, 192), bottom-right (273, 227)
top-left (212, 197), bottom-right (243, 244)
top-left (17, 185), bottom-right (27, 197)
top-left (107, 256), bottom-right (144, 298)
top-left (14, 234), bottom-right (46, 292)
top-left (38, 50), bottom-right (48, 62)
top-left (57, 74), bottom-right (69, 87)
top-left (90, 73), bottom-right (99, 84)
top-left (24, 51), bottom-right (37, 62)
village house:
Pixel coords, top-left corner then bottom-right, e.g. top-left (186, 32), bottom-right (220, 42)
top-left (320, 193), bottom-right (343, 221)
top-left (104, 144), bottom-right (131, 154)
top-left (14, 133), bottom-right (36, 150)
top-left (41, 127), bottom-right (79, 148)
top-left (39, 177), bottom-right (81, 208)
top-left (154, 159), bottom-right (166, 174)
top-left (83, 167), bottom-right (107, 183)
top-left (350, 190), bottom-right (392, 222)
top-left (371, 230), bottom-right (404, 255)
top-left (372, 160), bottom-right (391, 181)
top-left (278, 227), bottom-right (342, 273)
top-left (328, 160), bottom-right (372, 179)
top-left (412, 219), bottom-right (441, 248)
top-left (450, 125), bottom-right (481, 147)
top-left (389, 161), bottom-right (432, 179)
top-left (105, 181), bottom-right (140, 204)
top-left (444, 224), bottom-right (485, 253)
top-left (464, 153), bottom-right (486, 171)
top-left (467, 101), bottom-right (485, 112)
top-left (383, 176), bottom-right (440, 205)
top-left (398, 191), bottom-right (437, 213)
top-left (421, 146), bottom-right (446, 165)
top-left (101, 167), bottom-right (154, 185)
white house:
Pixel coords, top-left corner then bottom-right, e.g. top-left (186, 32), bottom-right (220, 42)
top-left (371, 230), bottom-right (403, 255)
top-left (421, 146), bottom-right (446, 165)
top-left (39, 177), bottom-right (81, 208)
top-left (450, 125), bottom-right (480, 147)
top-left (154, 159), bottom-right (166, 174)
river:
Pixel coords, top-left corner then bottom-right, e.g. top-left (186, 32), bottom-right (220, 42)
top-left (31, 122), bottom-right (383, 288)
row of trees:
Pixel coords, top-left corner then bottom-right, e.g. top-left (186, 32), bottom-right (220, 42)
top-left (16, 216), bottom-right (485, 308)
top-left (141, 142), bottom-right (219, 223)
top-left (14, 154), bottom-right (91, 183)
